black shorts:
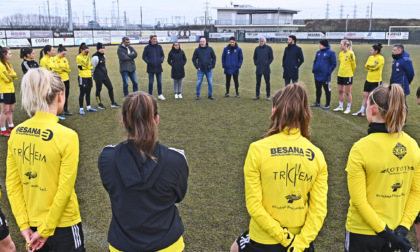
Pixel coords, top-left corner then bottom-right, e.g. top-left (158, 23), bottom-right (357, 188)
top-left (78, 77), bottom-right (93, 88)
top-left (236, 231), bottom-right (314, 252)
top-left (0, 93), bottom-right (16, 105)
top-left (363, 81), bottom-right (382, 92)
top-left (31, 222), bottom-right (85, 252)
top-left (337, 77), bottom-right (353, 85)
top-left (0, 208), bottom-right (10, 241)
top-left (345, 230), bottom-right (393, 252)
top-left (415, 212), bottom-right (420, 224)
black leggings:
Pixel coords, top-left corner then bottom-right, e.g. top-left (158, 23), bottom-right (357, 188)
top-left (94, 76), bottom-right (115, 104)
top-left (79, 77), bottom-right (92, 108)
top-left (63, 80), bottom-right (70, 112)
top-left (226, 74), bottom-right (239, 93)
top-left (315, 80), bottom-right (331, 106)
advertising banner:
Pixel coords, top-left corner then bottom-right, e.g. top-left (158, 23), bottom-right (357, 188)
top-left (126, 31), bottom-right (141, 43)
top-left (53, 37), bottom-right (75, 46)
top-left (386, 32), bottom-right (409, 40)
top-left (110, 30), bottom-right (126, 44)
top-left (209, 32), bottom-right (234, 39)
top-left (74, 38), bottom-right (93, 45)
top-left (307, 32), bottom-right (325, 39)
top-left (292, 32), bottom-right (308, 39)
top-left (274, 32), bottom-right (290, 39)
top-left (31, 37), bottom-right (54, 47)
top-left (364, 32), bottom-right (385, 40)
top-left (53, 31), bottom-right (74, 38)
top-left (189, 36), bottom-right (199, 42)
top-left (74, 31), bottom-right (93, 45)
top-left (7, 38), bottom-right (31, 47)
top-left (344, 32), bottom-right (365, 39)
top-left (0, 30), bottom-right (5, 39)
top-left (30, 31), bottom-right (53, 38)
top-left (140, 37), bottom-right (149, 43)
top-left (326, 32), bottom-right (345, 39)
top-left (178, 31), bottom-right (190, 41)
top-left (142, 30), bottom-right (154, 37)
top-left (168, 31), bottom-right (178, 37)
top-left (0, 39), bottom-right (6, 46)
top-left (154, 31), bottom-right (167, 37)
top-left (190, 30), bottom-right (203, 36)
top-left (6, 30), bottom-right (30, 39)
top-left (93, 30), bottom-right (111, 44)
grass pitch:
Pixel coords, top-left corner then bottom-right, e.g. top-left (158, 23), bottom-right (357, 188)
top-left (1, 42), bottom-right (420, 251)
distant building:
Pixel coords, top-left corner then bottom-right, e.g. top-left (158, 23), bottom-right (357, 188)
top-left (214, 5), bottom-right (304, 32)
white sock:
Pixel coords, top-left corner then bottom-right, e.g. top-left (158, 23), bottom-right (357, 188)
top-left (339, 101), bottom-right (343, 107)
top-left (80, 108), bottom-right (84, 111)
top-left (8, 123), bottom-right (14, 127)
top-left (87, 105), bottom-right (91, 109)
top-left (347, 103), bottom-right (351, 109)
top-left (1, 127), bottom-right (6, 131)
top-left (361, 105), bottom-right (366, 112)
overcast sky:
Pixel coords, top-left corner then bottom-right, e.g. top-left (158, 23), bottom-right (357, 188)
top-left (0, 0), bottom-right (419, 26)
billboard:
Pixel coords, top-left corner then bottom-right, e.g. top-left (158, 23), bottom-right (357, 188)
top-left (0, 39), bottom-right (6, 46)
top-left (326, 32), bottom-right (345, 39)
top-left (7, 39), bottom-right (31, 47)
top-left (344, 32), bottom-right (365, 39)
top-left (307, 32), bottom-right (325, 39)
top-left (0, 30), bottom-right (6, 39)
top-left (110, 30), bottom-right (126, 44)
top-left (74, 31), bottom-right (93, 45)
top-left (93, 30), bottom-right (111, 44)
top-left (126, 31), bottom-right (141, 43)
top-left (6, 30), bottom-right (30, 39)
top-left (53, 31), bottom-right (74, 46)
top-left (31, 38), bottom-right (54, 47)
top-left (364, 32), bottom-right (386, 40)
top-left (30, 31), bottom-right (53, 38)
top-left (386, 32), bottom-right (409, 40)
top-left (209, 33), bottom-right (235, 39)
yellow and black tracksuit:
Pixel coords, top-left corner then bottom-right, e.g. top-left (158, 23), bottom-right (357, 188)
top-left (6, 111), bottom-right (82, 238)
top-left (364, 54), bottom-right (385, 83)
top-left (345, 123), bottom-right (420, 249)
top-left (338, 51), bottom-right (356, 78)
top-left (244, 128), bottom-right (328, 252)
top-left (0, 61), bottom-right (18, 94)
top-left (55, 55), bottom-right (72, 112)
top-left (76, 53), bottom-right (93, 108)
top-left (39, 55), bottom-right (57, 72)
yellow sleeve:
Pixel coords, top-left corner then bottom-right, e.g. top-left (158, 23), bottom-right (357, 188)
top-left (37, 133), bottom-right (80, 238)
top-left (40, 58), bottom-right (49, 70)
top-left (346, 144), bottom-right (386, 233)
top-left (77, 55), bottom-right (92, 70)
top-left (365, 56), bottom-right (384, 72)
top-left (50, 58), bottom-right (62, 74)
top-left (64, 58), bottom-right (71, 73)
top-left (0, 64), bottom-right (13, 83)
top-left (289, 154), bottom-right (328, 252)
top-left (351, 52), bottom-right (356, 74)
top-left (399, 158), bottom-right (420, 228)
top-left (244, 143), bottom-right (293, 245)
top-left (6, 137), bottom-right (31, 231)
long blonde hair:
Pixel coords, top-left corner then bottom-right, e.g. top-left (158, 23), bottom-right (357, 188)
top-left (21, 68), bottom-right (65, 116)
top-left (341, 39), bottom-right (353, 51)
top-left (368, 84), bottom-right (406, 135)
top-left (265, 83), bottom-right (312, 140)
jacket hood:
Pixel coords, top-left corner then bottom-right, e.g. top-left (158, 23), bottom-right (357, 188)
top-left (320, 44), bottom-right (331, 51)
top-left (171, 44), bottom-right (182, 51)
top-left (116, 141), bottom-right (163, 190)
top-left (149, 41), bottom-right (159, 46)
top-left (402, 51), bottom-right (410, 57)
top-left (198, 42), bottom-right (209, 48)
top-left (227, 43), bottom-right (238, 49)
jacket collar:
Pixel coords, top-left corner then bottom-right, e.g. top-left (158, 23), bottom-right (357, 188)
top-left (367, 123), bottom-right (388, 135)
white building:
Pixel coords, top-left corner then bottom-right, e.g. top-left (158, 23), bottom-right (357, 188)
top-left (215, 5), bottom-right (304, 32)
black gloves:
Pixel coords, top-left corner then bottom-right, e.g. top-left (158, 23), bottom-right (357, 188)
top-left (377, 225), bottom-right (412, 252)
top-left (394, 225), bottom-right (409, 237)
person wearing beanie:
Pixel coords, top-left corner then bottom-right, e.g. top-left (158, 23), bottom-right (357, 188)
top-left (142, 35), bottom-right (166, 100)
top-left (311, 39), bottom-right (336, 109)
top-left (117, 37), bottom-right (138, 96)
top-left (91, 43), bottom-right (120, 109)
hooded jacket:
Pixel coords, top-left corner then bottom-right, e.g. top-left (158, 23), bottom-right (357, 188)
top-left (98, 141), bottom-right (189, 252)
top-left (312, 45), bottom-right (337, 82)
top-left (167, 45), bottom-right (187, 79)
top-left (192, 42), bottom-right (216, 73)
top-left (390, 51), bottom-right (415, 95)
top-left (253, 44), bottom-right (274, 75)
top-left (222, 43), bottom-right (243, 75)
top-left (0, 61), bottom-right (18, 93)
top-left (117, 44), bottom-right (137, 73)
top-left (21, 59), bottom-right (39, 75)
top-left (91, 51), bottom-right (108, 80)
top-left (142, 41), bottom-right (165, 74)
top-left (282, 44), bottom-right (304, 80)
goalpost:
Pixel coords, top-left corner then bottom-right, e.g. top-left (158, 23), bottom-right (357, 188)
top-left (388, 26), bottom-right (420, 46)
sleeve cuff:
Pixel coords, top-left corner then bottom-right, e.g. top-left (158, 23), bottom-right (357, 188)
top-left (37, 222), bottom-right (54, 238)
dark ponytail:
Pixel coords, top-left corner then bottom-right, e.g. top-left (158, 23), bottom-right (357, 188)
top-left (57, 44), bottom-right (67, 53)
top-left (40, 44), bottom-right (53, 61)
top-left (79, 42), bottom-right (88, 54)
top-left (20, 47), bottom-right (33, 59)
top-left (372, 43), bottom-right (383, 54)
top-left (0, 46), bottom-right (11, 70)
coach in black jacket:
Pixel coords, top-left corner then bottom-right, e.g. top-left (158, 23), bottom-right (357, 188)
top-left (282, 35), bottom-right (304, 86)
top-left (143, 35), bottom-right (165, 100)
top-left (117, 36), bottom-right (138, 96)
top-left (192, 37), bottom-right (216, 100)
top-left (253, 37), bottom-right (274, 100)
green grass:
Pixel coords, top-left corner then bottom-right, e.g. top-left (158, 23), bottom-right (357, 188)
top-left (1, 42), bottom-right (420, 251)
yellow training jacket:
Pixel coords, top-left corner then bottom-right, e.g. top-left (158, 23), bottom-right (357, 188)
top-left (76, 53), bottom-right (92, 78)
top-left (54, 56), bottom-right (71, 81)
top-left (244, 128), bottom-right (328, 252)
top-left (0, 61), bottom-right (18, 93)
top-left (39, 55), bottom-right (57, 72)
top-left (338, 51), bottom-right (356, 77)
top-left (6, 111), bottom-right (81, 238)
top-left (364, 54), bottom-right (385, 83)
top-left (346, 131), bottom-right (420, 235)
